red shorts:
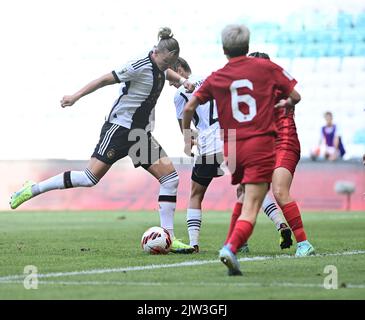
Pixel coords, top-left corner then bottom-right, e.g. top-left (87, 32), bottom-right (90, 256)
top-left (274, 148), bottom-right (300, 176)
top-left (224, 135), bottom-right (275, 185)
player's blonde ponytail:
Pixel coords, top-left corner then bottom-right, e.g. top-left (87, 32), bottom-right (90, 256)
top-left (157, 27), bottom-right (180, 56)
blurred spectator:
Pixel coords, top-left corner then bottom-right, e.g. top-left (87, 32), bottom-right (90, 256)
top-left (311, 111), bottom-right (346, 161)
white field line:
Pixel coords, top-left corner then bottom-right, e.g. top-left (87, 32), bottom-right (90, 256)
top-left (1, 280), bottom-right (365, 289)
top-left (0, 250), bottom-right (364, 283)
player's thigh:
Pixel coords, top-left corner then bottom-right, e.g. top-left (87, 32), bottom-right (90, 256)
top-left (240, 182), bottom-right (269, 224)
top-left (87, 157), bottom-right (112, 180)
top-left (190, 180), bottom-right (208, 199)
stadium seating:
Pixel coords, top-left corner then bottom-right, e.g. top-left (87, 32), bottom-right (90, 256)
top-left (245, 8), bottom-right (365, 159)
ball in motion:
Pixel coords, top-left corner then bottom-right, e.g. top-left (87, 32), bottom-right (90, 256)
top-left (141, 226), bottom-right (172, 254)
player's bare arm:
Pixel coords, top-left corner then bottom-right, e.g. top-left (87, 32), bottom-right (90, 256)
top-left (60, 73), bottom-right (117, 108)
top-left (166, 69), bottom-right (195, 93)
top-left (274, 88), bottom-right (301, 108)
top-left (182, 96), bottom-right (199, 156)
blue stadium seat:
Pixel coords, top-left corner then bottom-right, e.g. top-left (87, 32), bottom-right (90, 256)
top-left (276, 44), bottom-right (302, 58)
top-left (250, 30), bottom-right (268, 44)
top-left (352, 42), bottom-right (365, 56)
top-left (313, 30), bottom-right (340, 44)
top-left (337, 11), bottom-right (354, 28)
top-left (268, 30), bottom-right (291, 44)
top-left (339, 28), bottom-right (364, 43)
top-left (327, 43), bottom-right (354, 57)
top-left (354, 11), bottom-right (365, 28)
top-left (288, 31), bottom-right (316, 44)
top-left (301, 43), bottom-right (329, 57)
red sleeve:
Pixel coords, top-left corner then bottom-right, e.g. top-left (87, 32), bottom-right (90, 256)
top-left (193, 75), bottom-right (214, 104)
top-left (270, 62), bottom-right (297, 97)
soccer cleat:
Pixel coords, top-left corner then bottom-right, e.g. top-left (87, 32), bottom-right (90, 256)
top-left (170, 238), bottom-right (195, 254)
top-left (193, 245), bottom-right (199, 253)
top-left (219, 245), bottom-right (242, 276)
top-left (278, 223), bottom-right (293, 249)
top-left (295, 240), bottom-right (315, 257)
top-left (239, 243), bottom-right (250, 254)
top-left (10, 181), bottom-right (35, 209)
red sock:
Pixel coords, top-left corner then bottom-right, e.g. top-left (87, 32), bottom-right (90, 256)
top-left (281, 201), bottom-right (307, 242)
top-left (226, 220), bottom-right (254, 254)
top-left (225, 202), bottom-right (242, 244)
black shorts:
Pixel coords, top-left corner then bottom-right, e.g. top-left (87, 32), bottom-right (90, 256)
top-left (91, 122), bottom-right (168, 169)
top-left (191, 153), bottom-right (224, 187)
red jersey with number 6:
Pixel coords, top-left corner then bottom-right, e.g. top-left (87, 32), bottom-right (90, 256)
top-left (194, 56), bottom-right (297, 142)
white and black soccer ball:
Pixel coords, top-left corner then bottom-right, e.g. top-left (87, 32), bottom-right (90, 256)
top-left (141, 226), bottom-right (172, 254)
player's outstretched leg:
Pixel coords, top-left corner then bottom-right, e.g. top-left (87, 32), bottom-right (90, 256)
top-left (10, 162), bottom-right (104, 209)
top-left (272, 168), bottom-right (315, 256)
top-left (261, 193), bottom-right (293, 249)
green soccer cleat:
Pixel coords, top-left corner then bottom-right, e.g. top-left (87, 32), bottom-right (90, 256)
top-left (219, 245), bottom-right (242, 276)
top-left (295, 240), bottom-right (315, 257)
top-left (170, 238), bottom-right (195, 254)
top-left (279, 223), bottom-right (293, 249)
top-left (10, 181), bottom-right (35, 209)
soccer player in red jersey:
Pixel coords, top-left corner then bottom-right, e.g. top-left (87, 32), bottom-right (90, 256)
top-left (248, 52), bottom-right (315, 257)
top-left (182, 24), bottom-right (301, 275)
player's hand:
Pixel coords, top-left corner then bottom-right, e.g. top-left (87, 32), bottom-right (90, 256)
top-left (184, 142), bottom-right (194, 157)
top-left (274, 99), bottom-right (288, 108)
top-left (60, 95), bottom-right (78, 108)
top-left (183, 80), bottom-right (195, 93)
top-left (183, 137), bottom-right (195, 157)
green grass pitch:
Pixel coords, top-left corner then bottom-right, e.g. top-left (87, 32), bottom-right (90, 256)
top-left (0, 210), bottom-right (364, 299)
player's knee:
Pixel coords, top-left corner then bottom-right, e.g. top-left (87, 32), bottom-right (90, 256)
top-left (63, 170), bottom-right (99, 189)
top-left (84, 168), bottom-right (100, 187)
top-left (159, 171), bottom-right (179, 195)
top-left (272, 186), bottom-right (290, 205)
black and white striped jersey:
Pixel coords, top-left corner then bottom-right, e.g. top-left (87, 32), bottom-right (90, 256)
top-left (109, 51), bottom-right (166, 132)
top-left (174, 74), bottom-right (223, 156)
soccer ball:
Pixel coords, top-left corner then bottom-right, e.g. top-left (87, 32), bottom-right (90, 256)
top-left (141, 226), bottom-right (172, 254)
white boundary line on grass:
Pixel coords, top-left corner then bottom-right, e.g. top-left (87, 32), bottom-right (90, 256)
top-left (0, 249), bottom-right (364, 283)
top-left (1, 280), bottom-right (365, 289)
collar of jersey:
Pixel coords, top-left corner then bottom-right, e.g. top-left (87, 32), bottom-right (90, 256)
top-left (228, 55), bottom-right (248, 64)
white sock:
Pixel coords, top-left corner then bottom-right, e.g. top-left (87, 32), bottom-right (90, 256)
top-left (187, 208), bottom-right (202, 246)
top-left (262, 193), bottom-right (285, 230)
top-left (158, 172), bottom-right (179, 239)
top-left (32, 169), bottom-right (99, 196)
top-left (159, 202), bottom-right (175, 239)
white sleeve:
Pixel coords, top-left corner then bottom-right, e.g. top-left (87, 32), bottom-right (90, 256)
top-left (174, 91), bottom-right (188, 120)
top-left (112, 62), bottom-right (137, 83)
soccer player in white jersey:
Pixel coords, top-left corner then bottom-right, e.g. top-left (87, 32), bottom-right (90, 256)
top-left (170, 57), bottom-right (293, 253)
top-left (10, 27), bottom-right (195, 253)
